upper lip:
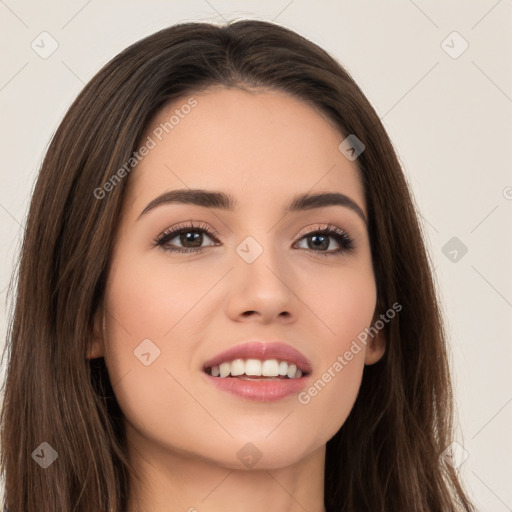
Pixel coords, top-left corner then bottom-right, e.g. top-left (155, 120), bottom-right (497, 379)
top-left (203, 341), bottom-right (313, 375)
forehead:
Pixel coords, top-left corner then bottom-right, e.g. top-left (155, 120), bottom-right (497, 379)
top-left (124, 87), bottom-right (365, 219)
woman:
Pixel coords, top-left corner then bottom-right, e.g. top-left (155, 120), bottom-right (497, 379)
top-left (0, 19), bottom-right (475, 512)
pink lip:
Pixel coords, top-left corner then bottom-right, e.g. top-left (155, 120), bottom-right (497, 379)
top-left (202, 341), bottom-right (313, 402)
top-left (202, 341), bottom-right (312, 374)
top-left (203, 373), bottom-right (311, 402)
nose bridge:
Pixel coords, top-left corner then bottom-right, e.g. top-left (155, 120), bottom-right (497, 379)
top-left (227, 231), bottom-right (294, 320)
top-left (234, 229), bottom-right (286, 277)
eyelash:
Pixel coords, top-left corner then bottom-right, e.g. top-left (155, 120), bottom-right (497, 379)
top-left (152, 222), bottom-right (355, 257)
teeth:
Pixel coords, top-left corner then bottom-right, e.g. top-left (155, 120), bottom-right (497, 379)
top-left (278, 361), bottom-right (288, 376)
top-left (219, 362), bottom-right (231, 378)
top-left (245, 359), bottom-right (262, 376)
top-left (230, 358), bottom-right (245, 376)
top-left (286, 363), bottom-right (297, 379)
top-left (208, 359), bottom-right (304, 379)
top-left (261, 359), bottom-right (279, 377)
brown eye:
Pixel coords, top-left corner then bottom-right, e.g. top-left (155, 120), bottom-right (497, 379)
top-left (154, 222), bottom-right (220, 253)
top-left (294, 226), bottom-right (355, 256)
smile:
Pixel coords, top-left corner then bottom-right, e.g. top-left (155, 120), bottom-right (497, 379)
top-left (202, 341), bottom-right (312, 401)
top-left (205, 358), bottom-right (305, 379)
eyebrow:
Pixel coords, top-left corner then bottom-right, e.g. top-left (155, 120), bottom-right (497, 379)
top-left (137, 189), bottom-right (367, 224)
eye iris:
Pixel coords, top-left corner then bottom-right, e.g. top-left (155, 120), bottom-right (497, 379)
top-left (181, 231), bottom-right (202, 247)
top-left (309, 234), bottom-right (328, 250)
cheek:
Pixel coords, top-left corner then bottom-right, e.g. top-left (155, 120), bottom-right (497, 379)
top-left (296, 358), bottom-right (365, 449)
top-left (300, 257), bottom-right (377, 344)
top-left (101, 258), bottom-right (212, 451)
top-left (104, 252), bottom-right (214, 338)
top-left (293, 262), bottom-right (376, 438)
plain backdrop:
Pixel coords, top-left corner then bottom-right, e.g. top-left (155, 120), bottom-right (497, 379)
top-left (0, 1), bottom-right (511, 510)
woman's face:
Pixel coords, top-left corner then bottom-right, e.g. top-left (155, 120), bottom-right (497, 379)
top-left (90, 87), bottom-right (385, 470)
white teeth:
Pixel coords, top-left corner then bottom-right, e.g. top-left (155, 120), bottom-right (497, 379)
top-left (261, 359), bottom-right (279, 377)
top-left (207, 358), bottom-right (304, 379)
top-left (278, 361), bottom-right (288, 376)
top-left (286, 363), bottom-right (297, 379)
top-left (219, 362), bottom-right (231, 378)
top-left (245, 359), bottom-right (262, 376)
top-left (230, 358), bottom-right (245, 376)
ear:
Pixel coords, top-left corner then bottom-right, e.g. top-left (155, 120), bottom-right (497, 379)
top-left (364, 311), bottom-right (387, 365)
top-left (87, 305), bottom-right (105, 359)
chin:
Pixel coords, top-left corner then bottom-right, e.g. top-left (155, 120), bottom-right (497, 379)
top-left (201, 428), bottom-right (321, 471)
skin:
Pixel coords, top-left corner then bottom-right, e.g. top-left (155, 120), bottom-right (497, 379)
top-left (88, 87), bottom-right (386, 512)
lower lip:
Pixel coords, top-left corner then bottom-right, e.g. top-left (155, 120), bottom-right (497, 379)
top-left (203, 373), bottom-right (310, 402)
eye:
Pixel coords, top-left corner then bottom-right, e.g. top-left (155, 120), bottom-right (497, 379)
top-left (152, 222), bottom-right (356, 256)
top-left (294, 225), bottom-right (355, 256)
top-left (152, 222), bottom-right (220, 253)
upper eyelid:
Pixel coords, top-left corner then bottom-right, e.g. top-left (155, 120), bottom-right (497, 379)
top-left (156, 222), bottom-right (219, 240)
top-left (156, 222), bottom-right (349, 235)
top-left (155, 222), bottom-right (354, 245)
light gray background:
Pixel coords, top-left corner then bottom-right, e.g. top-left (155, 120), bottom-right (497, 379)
top-left (1, 1), bottom-right (511, 510)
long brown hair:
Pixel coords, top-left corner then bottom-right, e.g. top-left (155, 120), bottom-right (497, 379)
top-left (0, 19), bottom-right (475, 512)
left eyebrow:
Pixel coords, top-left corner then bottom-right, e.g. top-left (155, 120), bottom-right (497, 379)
top-left (137, 188), bottom-right (367, 225)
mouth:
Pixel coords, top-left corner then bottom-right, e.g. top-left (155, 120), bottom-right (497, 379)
top-left (204, 358), bottom-right (308, 380)
top-left (202, 341), bottom-right (312, 401)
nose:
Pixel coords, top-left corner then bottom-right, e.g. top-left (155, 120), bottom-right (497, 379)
top-left (224, 237), bottom-right (296, 324)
